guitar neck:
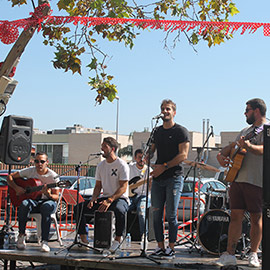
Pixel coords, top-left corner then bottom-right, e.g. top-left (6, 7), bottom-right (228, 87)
top-left (26, 183), bottom-right (57, 194)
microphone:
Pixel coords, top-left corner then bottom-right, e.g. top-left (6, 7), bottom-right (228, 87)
top-left (88, 151), bottom-right (104, 156)
top-left (210, 126), bottom-right (214, 137)
top-left (152, 113), bottom-right (164, 120)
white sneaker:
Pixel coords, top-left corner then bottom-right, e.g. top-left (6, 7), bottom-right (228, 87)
top-left (40, 241), bottom-right (50, 252)
top-left (16, 235), bottom-right (26, 250)
top-left (109, 240), bottom-right (120, 253)
top-left (214, 252), bottom-right (237, 266)
top-left (248, 252), bottom-right (261, 268)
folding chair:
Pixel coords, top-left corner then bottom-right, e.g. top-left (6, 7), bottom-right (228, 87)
top-left (29, 189), bottom-right (64, 246)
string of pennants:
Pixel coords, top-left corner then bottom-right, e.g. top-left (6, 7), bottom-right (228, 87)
top-left (1, 3), bottom-right (270, 45)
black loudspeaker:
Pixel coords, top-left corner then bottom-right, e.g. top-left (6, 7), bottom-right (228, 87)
top-left (0, 115), bottom-right (33, 165)
top-left (127, 210), bottom-right (141, 241)
top-left (127, 207), bottom-right (156, 242)
top-left (94, 211), bottom-right (114, 248)
top-left (263, 125), bottom-right (270, 270)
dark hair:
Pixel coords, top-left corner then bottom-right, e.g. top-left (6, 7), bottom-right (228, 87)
top-left (35, 152), bottom-right (48, 160)
top-left (134, 149), bottom-right (143, 157)
top-left (246, 98), bottom-right (267, 116)
top-left (160, 99), bottom-right (176, 111)
top-left (103, 137), bottom-right (119, 152)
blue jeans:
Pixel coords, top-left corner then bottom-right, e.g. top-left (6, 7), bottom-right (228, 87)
top-left (76, 197), bottom-right (128, 237)
top-left (129, 195), bottom-right (151, 237)
top-left (18, 199), bottom-right (57, 241)
top-left (151, 176), bottom-right (183, 243)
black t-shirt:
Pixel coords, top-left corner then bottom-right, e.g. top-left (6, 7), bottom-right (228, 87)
top-left (153, 123), bottom-right (190, 180)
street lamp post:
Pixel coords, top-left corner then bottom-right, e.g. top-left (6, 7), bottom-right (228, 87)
top-left (115, 96), bottom-right (119, 142)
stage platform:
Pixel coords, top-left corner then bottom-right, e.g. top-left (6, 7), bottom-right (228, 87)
top-left (0, 230), bottom-right (259, 270)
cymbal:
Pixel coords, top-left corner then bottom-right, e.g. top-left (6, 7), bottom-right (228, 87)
top-left (183, 160), bottom-right (220, 172)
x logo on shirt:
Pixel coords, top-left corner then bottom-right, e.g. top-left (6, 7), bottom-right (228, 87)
top-left (111, 169), bottom-right (118, 176)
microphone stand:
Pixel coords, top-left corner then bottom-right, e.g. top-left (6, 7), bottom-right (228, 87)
top-left (55, 158), bottom-right (102, 255)
top-left (2, 165), bottom-right (14, 234)
top-left (176, 129), bottom-right (214, 252)
top-left (112, 117), bottom-right (161, 265)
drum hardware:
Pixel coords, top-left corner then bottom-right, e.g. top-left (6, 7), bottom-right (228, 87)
top-left (55, 158), bottom-right (102, 255)
top-left (197, 209), bottom-right (251, 256)
top-left (175, 165), bottom-right (204, 253)
top-left (111, 114), bottom-right (161, 265)
top-left (177, 129), bottom-right (220, 253)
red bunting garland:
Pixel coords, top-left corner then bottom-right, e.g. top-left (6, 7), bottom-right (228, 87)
top-left (0, 3), bottom-right (270, 45)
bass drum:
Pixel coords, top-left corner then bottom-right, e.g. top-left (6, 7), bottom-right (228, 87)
top-left (198, 210), bottom-right (230, 255)
top-left (198, 209), bottom-right (250, 255)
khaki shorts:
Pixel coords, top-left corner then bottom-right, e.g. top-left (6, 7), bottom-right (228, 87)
top-left (229, 182), bottom-right (263, 213)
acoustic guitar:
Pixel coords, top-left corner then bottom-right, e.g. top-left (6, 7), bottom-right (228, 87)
top-left (9, 178), bottom-right (71, 207)
top-left (224, 125), bottom-right (263, 182)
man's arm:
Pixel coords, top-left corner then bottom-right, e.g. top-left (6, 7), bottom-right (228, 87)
top-left (152, 141), bottom-right (190, 178)
top-left (98, 180), bottom-right (128, 212)
top-left (87, 180), bottom-right (102, 208)
top-left (7, 171), bottom-right (25, 195)
top-left (42, 186), bottom-right (59, 201)
top-left (240, 137), bottom-right (263, 155)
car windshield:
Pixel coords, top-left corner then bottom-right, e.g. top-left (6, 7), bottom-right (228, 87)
top-left (182, 181), bottom-right (194, 193)
top-left (73, 178), bottom-right (96, 190)
top-left (0, 177), bottom-right (7, 186)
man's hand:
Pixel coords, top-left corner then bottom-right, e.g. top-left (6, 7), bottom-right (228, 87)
top-left (15, 185), bottom-right (25, 196)
top-left (41, 184), bottom-right (52, 199)
top-left (97, 199), bottom-right (111, 212)
top-left (217, 153), bottom-right (231, 167)
top-left (151, 164), bottom-right (166, 178)
top-left (87, 198), bottom-right (97, 209)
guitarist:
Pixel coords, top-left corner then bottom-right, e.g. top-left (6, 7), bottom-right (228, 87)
top-left (128, 149), bottom-right (152, 242)
top-left (215, 98), bottom-right (267, 268)
top-left (7, 152), bottom-right (59, 253)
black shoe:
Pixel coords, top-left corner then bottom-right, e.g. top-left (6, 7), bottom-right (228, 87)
top-left (162, 247), bottom-right (175, 259)
top-left (149, 247), bottom-right (165, 259)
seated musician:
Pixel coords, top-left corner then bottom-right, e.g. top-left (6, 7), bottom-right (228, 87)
top-left (7, 152), bottom-right (59, 252)
top-left (128, 149), bottom-right (152, 241)
top-left (76, 137), bottom-right (129, 252)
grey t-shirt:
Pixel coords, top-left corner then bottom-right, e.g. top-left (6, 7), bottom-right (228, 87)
top-left (19, 167), bottom-right (59, 199)
top-left (235, 125), bottom-right (264, 187)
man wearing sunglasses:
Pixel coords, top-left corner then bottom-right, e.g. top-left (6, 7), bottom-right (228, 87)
top-left (215, 98), bottom-right (267, 268)
top-left (7, 152), bottom-right (59, 253)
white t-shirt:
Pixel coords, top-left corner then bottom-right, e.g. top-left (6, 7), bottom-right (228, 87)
top-left (95, 157), bottom-right (130, 202)
top-left (129, 162), bottom-right (152, 196)
top-left (19, 167), bottom-right (59, 199)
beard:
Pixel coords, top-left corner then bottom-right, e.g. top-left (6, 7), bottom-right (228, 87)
top-left (246, 113), bottom-right (255, 125)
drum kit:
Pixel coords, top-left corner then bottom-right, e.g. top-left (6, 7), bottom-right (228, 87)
top-left (179, 160), bottom-right (251, 257)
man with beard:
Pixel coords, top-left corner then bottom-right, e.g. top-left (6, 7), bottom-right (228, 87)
top-left (128, 149), bottom-right (152, 242)
top-left (76, 137), bottom-right (129, 253)
top-left (148, 99), bottom-right (190, 259)
top-left (215, 98), bottom-right (267, 268)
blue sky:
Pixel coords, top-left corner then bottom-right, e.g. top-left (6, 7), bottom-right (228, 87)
top-left (1, 0), bottom-right (270, 136)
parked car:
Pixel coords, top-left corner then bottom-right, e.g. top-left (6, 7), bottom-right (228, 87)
top-left (178, 177), bottom-right (227, 221)
top-left (0, 170), bottom-right (18, 210)
top-left (57, 176), bottom-right (97, 220)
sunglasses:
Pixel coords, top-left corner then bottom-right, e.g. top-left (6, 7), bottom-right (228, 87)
top-left (34, 159), bottom-right (46, 164)
top-left (245, 108), bottom-right (253, 114)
